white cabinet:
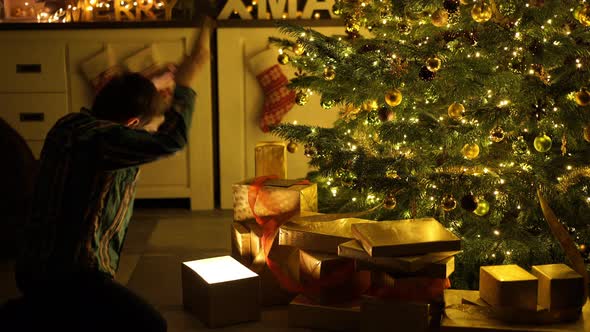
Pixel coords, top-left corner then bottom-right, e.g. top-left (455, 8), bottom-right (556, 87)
top-left (0, 28), bottom-right (214, 210)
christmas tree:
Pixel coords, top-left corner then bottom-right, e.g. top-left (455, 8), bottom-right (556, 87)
top-left (269, 0), bottom-right (590, 289)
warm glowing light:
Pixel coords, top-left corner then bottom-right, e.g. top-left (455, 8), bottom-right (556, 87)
top-left (184, 256), bottom-right (257, 284)
top-left (494, 230), bottom-right (500, 236)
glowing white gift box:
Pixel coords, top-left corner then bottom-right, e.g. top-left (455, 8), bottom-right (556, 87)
top-left (181, 256), bottom-right (261, 327)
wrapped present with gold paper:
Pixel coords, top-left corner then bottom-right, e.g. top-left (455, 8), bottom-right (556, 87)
top-left (479, 265), bottom-right (538, 311)
top-left (356, 256), bottom-right (455, 279)
top-left (299, 249), bottom-right (371, 304)
top-left (279, 218), bottom-right (376, 254)
top-left (531, 264), bottom-right (585, 311)
top-left (361, 296), bottom-right (434, 332)
top-left (288, 294), bottom-right (361, 331)
top-left (351, 218), bottom-right (461, 257)
top-left (250, 244), bottom-right (300, 306)
top-left (230, 222), bottom-right (251, 266)
top-left (255, 141), bottom-right (287, 179)
top-left (441, 289), bottom-right (590, 330)
top-left (232, 178), bottom-right (317, 222)
top-left (339, 239), bottom-right (459, 278)
top-left (368, 271), bottom-right (450, 303)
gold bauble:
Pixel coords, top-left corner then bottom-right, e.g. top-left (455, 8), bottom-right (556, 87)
top-left (323, 65), bottom-right (336, 81)
top-left (295, 91), bottom-right (308, 106)
top-left (321, 99), bottom-right (335, 109)
top-left (304, 143), bottom-right (317, 157)
top-left (473, 199), bottom-right (490, 216)
top-left (533, 134), bottom-right (552, 152)
top-left (362, 100), bottom-right (379, 111)
top-left (278, 53), bottom-right (290, 65)
top-left (286, 141), bottom-right (298, 153)
top-left (462, 143), bottom-right (480, 160)
top-left (385, 89), bottom-right (403, 107)
top-left (293, 43), bottom-right (305, 56)
top-left (426, 57), bottom-right (442, 72)
top-left (471, 2), bottom-right (493, 23)
top-left (441, 194), bottom-right (458, 212)
top-left (574, 90), bottom-right (590, 106)
top-left (383, 194), bottom-right (397, 209)
top-left (385, 168), bottom-right (399, 179)
top-left (577, 5), bottom-right (590, 26)
top-left (489, 127), bottom-right (505, 143)
top-left (584, 127), bottom-right (590, 143)
top-left (431, 9), bottom-right (449, 27)
top-left (448, 102), bottom-right (465, 119)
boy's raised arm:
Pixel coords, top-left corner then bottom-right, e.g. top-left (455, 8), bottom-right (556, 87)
top-left (175, 17), bottom-right (214, 88)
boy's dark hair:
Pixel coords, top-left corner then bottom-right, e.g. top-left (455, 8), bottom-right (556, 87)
top-left (92, 72), bottom-right (166, 125)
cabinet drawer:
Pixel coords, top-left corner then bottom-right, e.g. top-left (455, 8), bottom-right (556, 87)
top-left (0, 93), bottom-right (68, 140)
top-left (0, 42), bottom-right (66, 92)
top-left (137, 150), bottom-right (188, 187)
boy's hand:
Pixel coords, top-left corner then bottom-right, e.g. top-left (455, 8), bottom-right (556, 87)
top-left (175, 17), bottom-right (215, 88)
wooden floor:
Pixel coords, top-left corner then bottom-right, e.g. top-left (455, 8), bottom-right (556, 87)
top-left (0, 208), bottom-right (314, 331)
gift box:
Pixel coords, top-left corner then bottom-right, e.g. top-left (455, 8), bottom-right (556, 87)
top-left (339, 239), bottom-right (459, 275)
top-left (288, 294), bottom-right (360, 331)
top-left (531, 264), bottom-right (585, 311)
top-left (279, 218), bottom-right (376, 254)
top-left (479, 265), bottom-right (538, 311)
top-left (181, 256), bottom-right (260, 328)
top-left (232, 178), bottom-right (317, 221)
top-left (361, 296), bottom-right (431, 332)
top-left (230, 222), bottom-right (251, 266)
top-left (255, 141), bottom-right (287, 179)
top-left (441, 289), bottom-right (589, 330)
top-left (356, 256), bottom-right (455, 279)
top-left (351, 218), bottom-right (461, 257)
top-left (300, 250), bottom-right (354, 280)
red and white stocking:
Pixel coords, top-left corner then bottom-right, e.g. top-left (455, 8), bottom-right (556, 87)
top-left (249, 49), bottom-right (296, 132)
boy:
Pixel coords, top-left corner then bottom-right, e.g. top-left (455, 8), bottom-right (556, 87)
top-left (7, 19), bottom-right (213, 331)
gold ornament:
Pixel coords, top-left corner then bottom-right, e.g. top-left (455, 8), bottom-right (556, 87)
top-left (426, 57), bottom-right (442, 72)
top-left (442, 194), bottom-right (458, 212)
top-left (583, 127), bottom-right (590, 143)
top-left (293, 43), bottom-right (305, 56)
top-left (287, 141), bottom-right (298, 153)
top-left (489, 127), bottom-right (505, 143)
top-left (383, 194), bottom-right (397, 209)
top-left (448, 102), bottom-right (465, 119)
top-left (385, 89), bottom-right (403, 107)
top-left (576, 5), bottom-right (590, 26)
top-left (574, 90), bottom-right (590, 106)
top-left (462, 143), bottom-right (480, 160)
top-left (385, 168), bottom-right (399, 179)
top-left (362, 100), bottom-right (379, 111)
top-left (533, 134), bottom-right (552, 152)
top-left (323, 65), bottom-right (336, 81)
top-left (277, 53), bottom-right (290, 65)
top-left (471, 1), bottom-right (493, 23)
top-left (431, 9), bottom-right (449, 27)
top-left (304, 143), bottom-right (317, 157)
top-left (473, 199), bottom-right (490, 216)
top-left (295, 91), bottom-right (309, 106)
top-left (321, 99), bottom-right (335, 109)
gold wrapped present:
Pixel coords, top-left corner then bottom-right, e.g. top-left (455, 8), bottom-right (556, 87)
top-left (351, 218), bottom-right (461, 257)
top-left (339, 239), bottom-right (459, 275)
top-left (356, 256), bottom-right (455, 279)
top-left (442, 289), bottom-right (589, 330)
top-left (279, 218), bottom-right (376, 254)
top-left (479, 265), bottom-right (538, 311)
top-left (361, 296), bottom-right (431, 332)
top-left (531, 264), bottom-right (585, 310)
top-left (232, 179), bottom-right (317, 221)
top-left (181, 256), bottom-right (260, 328)
top-left (288, 294), bottom-right (360, 331)
top-left (300, 250), bottom-right (354, 280)
top-left (251, 245), bottom-right (300, 306)
top-left (255, 141), bottom-right (287, 179)
top-left (230, 222), bottom-right (251, 266)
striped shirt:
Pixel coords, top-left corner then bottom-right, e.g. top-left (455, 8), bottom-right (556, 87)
top-left (16, 86), bottom-right (196, 287)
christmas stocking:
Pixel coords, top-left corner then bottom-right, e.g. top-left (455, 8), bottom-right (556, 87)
top-left (249, 48), bottom-right (296, 132)
top-left (80, 45), bottom-right (125, 93)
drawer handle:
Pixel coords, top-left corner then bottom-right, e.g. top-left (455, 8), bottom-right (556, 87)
top-left (20, 112), bottom-right (45, 122)
top-left (16, 64), bottom-right (42, 73)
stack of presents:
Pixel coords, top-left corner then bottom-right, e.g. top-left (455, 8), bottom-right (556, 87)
top-left (180, 142), bottom-right (590, 331)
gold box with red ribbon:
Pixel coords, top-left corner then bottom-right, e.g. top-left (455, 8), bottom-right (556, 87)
top-left (232, 178), bottom-right (317, 222)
